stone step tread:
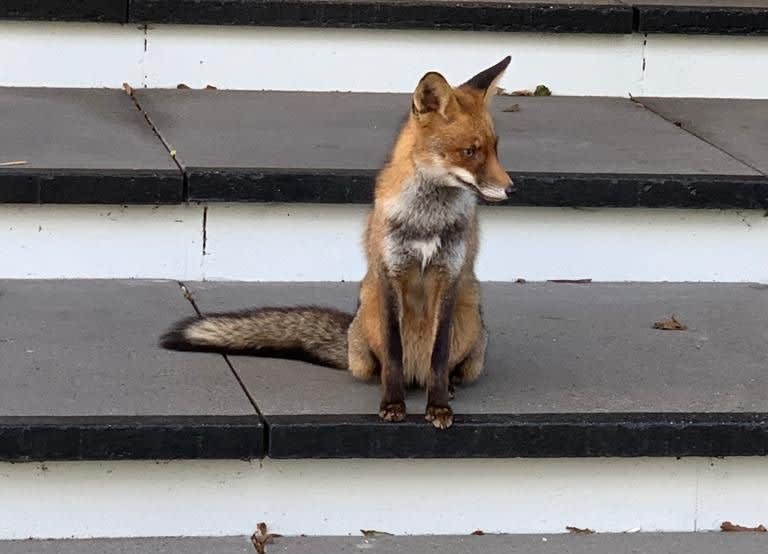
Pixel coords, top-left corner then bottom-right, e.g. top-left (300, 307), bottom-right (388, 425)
top-left (1, 534), bottom-right (767, 553)
top-left (1, 88), bottom-right (767, 208)
top-left (1, 280), bottom-right (768, 460)
top-left (3, 0), bottom-right (767, 35)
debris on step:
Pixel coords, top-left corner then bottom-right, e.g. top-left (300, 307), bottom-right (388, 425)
top-left (177, 83), bottom-right (190, 89)
top-left (0, 160), bottom-right (28, 167)
top-left (548, 279), bottom-right (592, 284)
top-left (510, 84), bottom-right (552, 96)
top-left (721, 521), bottom-right (767, 532)
top-left (361, 529), bottom-right (394, 537)
top-left (566, 526), bottom-right (595, 535)
top-left (515, 278), bottom-right (527, 284)
top-left (471, 530), bottom-right (486, 536)
top-left (206, 84), bottom-right (218, 90)
top-left (653, 315), bottom-right (688, 331)
top-left (502, 103), bottom-right (521, 112)
top-left (251, 522), bottom-right (282, 553)
top-left (122, 82), bottom-right (134, 96)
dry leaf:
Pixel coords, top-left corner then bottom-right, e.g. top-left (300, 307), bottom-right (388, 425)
top-left (502, 103), bottom-right (520, 112)
top-left (251, 522), bottom-right (282, 553)
top-left (548, 279), bottom-right (592, 284)
top-left (361, 529), bottom-right (394, 537)
top-left (0, 160), bottom-right (28, 167)
top-left (515, 278), bottom-right (527, 284)
top-left (653, 315), bottom-right (688, 331)
top-left (511, 89), bottom-right (533, 96)
top-left (122, 82), bottom-right (134, 96)
top-left (567, 526), bottom-right (595, 535)
top-left (206, 84), bottom-right (218, 90)
top-left (471, 530), bottom-right (486, 536)
top-left (177, 83), bottom-right (190, 89)
top-left (534, 84), bottom-right (552, 96)
top-left (721, 521), bottom-right (767, 533)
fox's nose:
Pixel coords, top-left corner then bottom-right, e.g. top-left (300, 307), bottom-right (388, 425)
top-left (505, 182), bottom-right (516, 197)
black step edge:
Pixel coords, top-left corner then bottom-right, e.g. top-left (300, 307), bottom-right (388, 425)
top-left (0, 0), bottom-right (128, 22)
top-left (636, 4), bottom-right (768, 35)
top-left (188, 168), bottom-right (768, 210)
top-left (0, 416), bottom-right (265, 461)
top-left (0, 168), bottom-right (184, 204)
top-left (129, 0), bottom-right (633, 34)
top-left (267, 413), bottom-right (768, 459)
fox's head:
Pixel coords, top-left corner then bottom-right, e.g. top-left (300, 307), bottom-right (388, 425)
top-left (409, 56), bottom-right (514, 202)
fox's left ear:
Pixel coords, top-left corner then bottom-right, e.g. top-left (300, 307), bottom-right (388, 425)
top-left (462, 55), bottom-right (512, 104)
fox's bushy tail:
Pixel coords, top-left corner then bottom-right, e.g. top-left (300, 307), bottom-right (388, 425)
top-left (159, 306), bottom-right (353, 369)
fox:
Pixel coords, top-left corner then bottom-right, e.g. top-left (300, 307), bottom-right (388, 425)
top-left (160, 56), bottom-right (515, 429)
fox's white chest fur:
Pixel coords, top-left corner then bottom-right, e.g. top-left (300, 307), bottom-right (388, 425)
top-left (382, 174), bottom-right (476, 275)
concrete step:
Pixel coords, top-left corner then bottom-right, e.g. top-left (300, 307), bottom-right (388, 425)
top-left (2, 279), bottom-right (767, 462)
top-left (2, 533), bottom-right (768, 553)
top-left (3, 0), bottom-right (767, 36)
top-left (2, 87), bottom-right (767, 208)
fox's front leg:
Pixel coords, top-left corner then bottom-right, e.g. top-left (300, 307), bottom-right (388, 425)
top-left (378, 275), bottom-right (406, 422)
top-left (425, 283), bottom-right (457, 429)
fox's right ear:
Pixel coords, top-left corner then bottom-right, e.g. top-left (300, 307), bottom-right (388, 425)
top-left (412, 72), bottom-right (455, 120)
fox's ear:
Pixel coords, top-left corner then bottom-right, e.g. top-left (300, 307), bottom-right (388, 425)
top-left (412, 72), bottom-right (455, 120)
top-left (462, 55), bottom-right (512, 103)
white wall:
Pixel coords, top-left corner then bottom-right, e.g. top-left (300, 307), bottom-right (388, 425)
top-left (1, 204), bottom-right (766, 282)
top-left (2, 22), bottom-right (768, 97)
top-left (2, 457), bottom-right (768, 538)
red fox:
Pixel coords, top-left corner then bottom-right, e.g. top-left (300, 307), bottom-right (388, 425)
top-left (161, 57), bottom-right (514, 429)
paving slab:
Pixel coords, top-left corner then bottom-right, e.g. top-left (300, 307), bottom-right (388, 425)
top-left (135, 90), bottom-right (766, 208)
top-left (638, 97), bottom-right (768, 175)
top-left (187, 281), bottom-right (768, 458)
top-left (272, 533), bottom-right (768, 554)
top-left (633, 0), bottom-right (768, 34)
top-left (0, 0), bottom-right (126, 22)
top-left (0, 280), bottom-right (262, 460)
top-left (129, 0), bottom-right (632, 33)
top-left (0, 536), bottom-right (252, 554)
top-left (0, 88), bottom-right (182, 204)
top-left (2, 534), bottom-right (767, 554)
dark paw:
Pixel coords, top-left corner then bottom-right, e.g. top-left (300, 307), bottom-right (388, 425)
top-left (425, 405), bottom-right (454, 429)
top-left (379, 402), bottom-right (407, 422)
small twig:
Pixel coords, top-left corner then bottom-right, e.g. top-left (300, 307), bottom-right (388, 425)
top-left (0, 160), bottom-right (28, 167)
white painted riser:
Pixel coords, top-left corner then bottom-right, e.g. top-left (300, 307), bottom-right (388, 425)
top-left (1, 22), bottom-right (768, 98)
top-left (1, 204), bottom-right (766, 282)
top-left (2, 457), bottom-right (768, 539)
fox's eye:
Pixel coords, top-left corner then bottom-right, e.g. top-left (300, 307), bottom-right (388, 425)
top-left (463, 146), bottom-right (477, 158)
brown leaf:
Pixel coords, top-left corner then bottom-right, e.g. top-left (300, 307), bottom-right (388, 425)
top-left (0, 160), bottom-right (28, 167)
top-left (206, 84), bottom-right (218, 90)
top-left (177, 83), bottom-right (190, 89)
top-left (515, 278), bottom-right (527, 284)
top-left (511, 89), bottom-right (533, 96)
top-left (653, 315), bottom-right (688, 331)
top-left (471, 530), bottom-right (485, 536)
top-left (548, 279), bottom-right (592, 284)
top-left (122, 82), bottom-right (134, 96)
top-left (567, 526), bottom-right (595, 535)
top-left (361, 529), bottom-right (394, 537)
top-left (721, 521), bottom-right (767, 532)
top-left (502, 103), bottom-right (520, 112)
top-left (250, 533), bottom-right (265, 554)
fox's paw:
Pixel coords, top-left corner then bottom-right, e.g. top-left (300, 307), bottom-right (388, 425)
top-left (379, 402), bottom-right (407, 422)
top-left (425, 405), bottom-right (454, 429)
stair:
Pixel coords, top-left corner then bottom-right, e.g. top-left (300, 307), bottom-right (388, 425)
top-left (2, 0), bottom-right (768, 544)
